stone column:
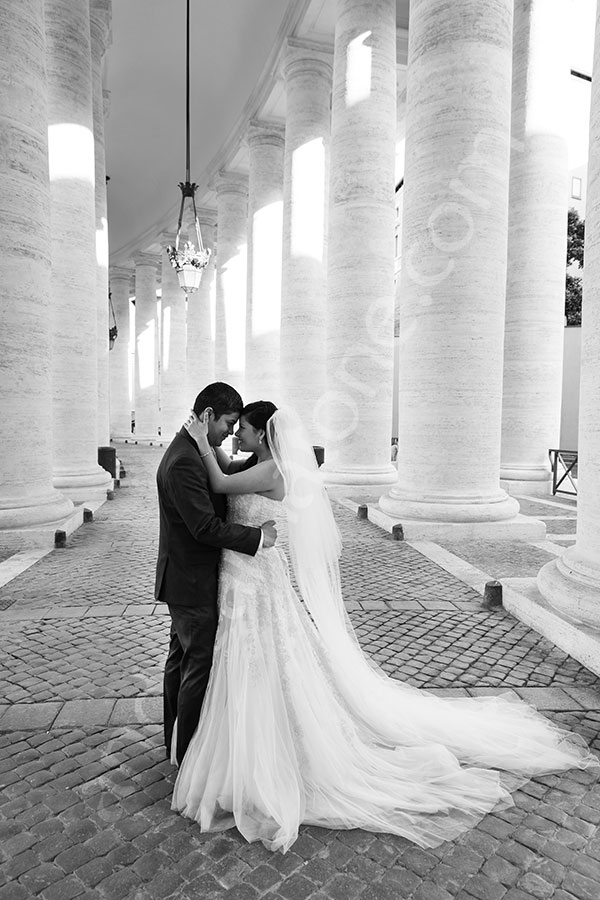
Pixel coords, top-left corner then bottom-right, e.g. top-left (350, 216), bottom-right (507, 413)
top-left (109, 266), bottom-right (132, 437)
top-left (321, 0), bottom-right (397, 484)
top-left (46, 0), bottom-right (111, 500)
top-left (500, 0), bottom-right (569, 495)
top-left (245, 122), bottom-right (285, 403)
top-left (380, 0), bottom-right (520, 522)
top-left (90, 0), bottom-right (111, 448)
top-left (159, 233), bottom-right (188, 440)
top-left (0, 0), bottom-right (73, 528)
top-left (214, 173), bottom-right (248, 394)
top-left (132, 252), bottom-right (160, 440)
top-left (187, 210), bottom-right (216, 399)
top-left (280, 41), bottom-right (332, 444)
top-left (537, 1), bottom-right (600, 627)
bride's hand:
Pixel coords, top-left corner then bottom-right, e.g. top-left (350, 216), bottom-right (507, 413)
top-left (184, 411), bottom-right (210, 451)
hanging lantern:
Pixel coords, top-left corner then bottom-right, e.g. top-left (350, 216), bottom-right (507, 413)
top-left (166, 0), bottom-right (211, 295)
top-left (177, 262), bottom-right (203, 293)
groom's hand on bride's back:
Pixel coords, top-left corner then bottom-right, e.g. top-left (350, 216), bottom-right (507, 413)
top-left (260, 520), bottom-right (277, 549)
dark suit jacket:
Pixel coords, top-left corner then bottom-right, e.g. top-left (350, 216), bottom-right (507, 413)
top-left (154, 429), bottom-right (261, 607)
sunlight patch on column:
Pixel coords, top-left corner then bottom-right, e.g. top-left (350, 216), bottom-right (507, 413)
top-left (291, 139), bottom-right (325, 261)
top-left (209, 265), bottom-right (217, 343)
top-left (137, 320), bottom-right (156, 390)
top-left (222, 244), bottom-right (247, 372)
top-left (525, 13), bottom-right (567, 139)
top-left (48, 123), bottom-right (95, 184)
top-left (129, 300), bottom-right (135, 408)
top-left (345, 32), bottom-right (372, 108)
top-left (162, 305), bottom-right (171, 373)
top-left (96, 216), bottom-right (108, 268)
top-left (251, 201), bottom-right (283, 337)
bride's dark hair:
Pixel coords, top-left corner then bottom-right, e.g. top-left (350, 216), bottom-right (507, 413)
top-left (241, 400), bottom-right (278, 447)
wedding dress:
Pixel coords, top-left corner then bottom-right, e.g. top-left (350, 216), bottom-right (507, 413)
top-left (172, 409), bottom-right (597, 853)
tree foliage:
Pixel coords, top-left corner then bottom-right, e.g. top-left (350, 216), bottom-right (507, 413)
top-left (565, 207), bottom-right (584, 326)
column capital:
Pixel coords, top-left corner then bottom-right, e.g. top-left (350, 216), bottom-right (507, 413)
top-left (213, 171), bottom-right (249, 198)
top-left (284, 38), bottom-right (333, 81)
top-left (109, 265), bottom-right (133, 284)
top-left (247, 120), bottom-right (286, 150)
top-left (196, 207), bottom-right (217, 229)
top-left (132, 251), bottom-right (161, 271)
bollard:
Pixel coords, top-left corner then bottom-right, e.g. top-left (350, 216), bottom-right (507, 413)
top-left (83, 508), bottom-right (94, 523)
top-left (54, 530), bottom-right (67, 548)
top-left (482, 580), bottom-right (503, 610)
top-left (114, 478), bottom-right (121, 489)
top-left (392, 524), bottom-right (404, 541)
top-left (106, 489), bottom-right (115, 501)
top-left (357, 504), bottom-right (368, 520)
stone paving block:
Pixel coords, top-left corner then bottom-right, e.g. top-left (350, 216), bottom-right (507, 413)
top-left (412, 883), bottom-right (454, 900)
top-left (18, 861), bottom-right (65, 895)
top-left (39, 874), bottom-right (87, 900)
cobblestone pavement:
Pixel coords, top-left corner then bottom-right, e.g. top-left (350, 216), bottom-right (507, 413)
top-left (1, 445), bottom-right (600, 900)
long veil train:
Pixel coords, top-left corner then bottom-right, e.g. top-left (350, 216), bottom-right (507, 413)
top-left (268, 408), bottom-right (597, 790)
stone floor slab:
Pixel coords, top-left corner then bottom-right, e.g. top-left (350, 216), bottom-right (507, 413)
top-left (515, 687), bottom-right (583, 710)
top-left (109, 697), bottom-right (162, 725)
top-left (0, 702), bottom-right (61, 730)
top-left (53, 700), bottom-right (116, 727)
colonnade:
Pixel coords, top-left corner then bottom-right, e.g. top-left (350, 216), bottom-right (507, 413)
top-left (0, 0), bottom-right (112, 531)
top-left (1, 0), bottom-right (600, 628)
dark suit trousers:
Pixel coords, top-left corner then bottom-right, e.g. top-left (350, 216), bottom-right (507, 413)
top-left (163, 603), bottom-right (218, 765)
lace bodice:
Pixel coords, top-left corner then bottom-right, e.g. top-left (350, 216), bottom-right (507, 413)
top-left (226, 493), bottom-right (284, 528)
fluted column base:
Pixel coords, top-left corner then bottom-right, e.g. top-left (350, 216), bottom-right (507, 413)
top-left (500, 464), bottom-right (552, 482)
top-left (0, 490), bottom-right (74, 530)
top-left (322, 465), bottom-right (398, 486)
top-left (368, 505), bottom-right (544, 542)
top-left (53, 466), bottom-right (112, 502)
top-left (379, 487), bottom-right (520, 523)
top-left (537, 548), bottom-right (600, 629)
top-left (500, 465), bottom-right (553, 498)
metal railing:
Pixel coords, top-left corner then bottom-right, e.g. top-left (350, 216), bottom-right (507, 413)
top-left (548, 449), bottom-right (578, 496)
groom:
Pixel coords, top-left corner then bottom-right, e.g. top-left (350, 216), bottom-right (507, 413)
top-left (155, 382), bottom-right (277, 765)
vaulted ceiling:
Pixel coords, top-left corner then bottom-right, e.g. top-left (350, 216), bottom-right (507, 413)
top-left (104, 0), bottom-right (410, 265)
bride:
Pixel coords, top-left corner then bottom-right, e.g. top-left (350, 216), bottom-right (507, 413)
top-left (171, 401), bottom-right (598, 853)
